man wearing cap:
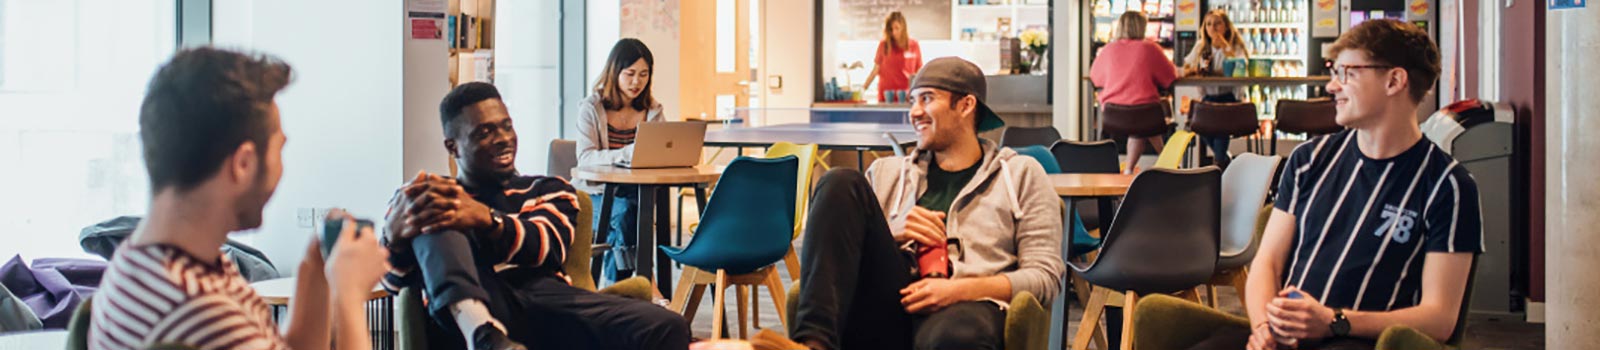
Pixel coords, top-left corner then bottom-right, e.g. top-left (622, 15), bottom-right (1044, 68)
top-left (754, 57), bottom-right (1064, 350)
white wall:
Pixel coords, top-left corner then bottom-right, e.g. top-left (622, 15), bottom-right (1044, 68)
top-left (213, 0), bottom-right (403, 271)
top-left (1051, 1), bottom-right (1081, 140)
top-left (496, 0), bottom-right (564, 175)
top-left (587, 1), bottom-right (621, 93)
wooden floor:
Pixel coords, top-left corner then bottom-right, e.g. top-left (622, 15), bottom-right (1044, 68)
top-left (657, 197), bottom-right (1542, 349)
top-left (652, 263), bottom-right (1543, 349)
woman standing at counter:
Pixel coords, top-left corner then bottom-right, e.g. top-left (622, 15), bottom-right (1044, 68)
top-left (1182, 9), bottom-right (1250, 168)
top-left (861, 11), bottom-right (923, 102)
top-left (1090, 11), bottom-right (1177, 173)
top-left (576, 38), bottom-right (664, 284)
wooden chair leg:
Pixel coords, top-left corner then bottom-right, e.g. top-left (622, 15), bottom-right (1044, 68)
top-left (1231, 269), bottom-right (1251, 318)
top-left (712, 269), bottom-right (728, 339)
top-left (669, 268), bottom-right (700, 314)
top-left (1072, 287), bottom-right (1109, 350)
top-left (1071, 271), bottom-right (1093, 307)
top-left (1122, 292), bottom-right (1138, 350)
top-left (736, 285), bottom-right (750, 339)
top-left (783, 248), bottom-right (801, 284)
top-left (764, 269), bottom-right (789, 330)
top-left (750, 286), bottom-right (761, 330)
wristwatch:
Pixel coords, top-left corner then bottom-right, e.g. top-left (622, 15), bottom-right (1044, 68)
top-left (1329, 309), bottom-right (1351, 338)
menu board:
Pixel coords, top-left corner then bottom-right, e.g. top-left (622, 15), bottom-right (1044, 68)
top-left (838, 0), bottom-right (952, 41)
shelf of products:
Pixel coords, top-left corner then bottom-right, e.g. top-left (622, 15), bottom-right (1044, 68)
top-left (448, 0), bottom-right (495, 87)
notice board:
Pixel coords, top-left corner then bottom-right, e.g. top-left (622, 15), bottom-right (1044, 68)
top-left (838, 0), bottom-right (951, 41)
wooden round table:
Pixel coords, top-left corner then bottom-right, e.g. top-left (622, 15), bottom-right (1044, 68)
top-left (1050, 173), bottom-right (1136, 197)
top-left (572, 165), bottom-right (722, 297)
top-left (1047, 173), bottom-right (1136, 350)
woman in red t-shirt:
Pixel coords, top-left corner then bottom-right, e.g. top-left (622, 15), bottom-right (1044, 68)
top-left (863, 11), bottom-right (923, 102)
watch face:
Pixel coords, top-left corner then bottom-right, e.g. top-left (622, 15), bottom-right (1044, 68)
top-left (1331, 312), bottom-right (1352, 336)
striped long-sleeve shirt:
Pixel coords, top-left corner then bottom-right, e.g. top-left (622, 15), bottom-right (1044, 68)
top-left (382, 175), bottom-right (580, 292)
top-left (90, 244), bottom-right (285, 350)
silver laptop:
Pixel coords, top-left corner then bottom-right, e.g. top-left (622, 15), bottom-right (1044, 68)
top-left (614, 121), bottom-right (707, 169)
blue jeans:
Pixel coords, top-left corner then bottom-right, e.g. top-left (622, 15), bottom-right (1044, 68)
top-left (591, 185), bottom-right (639, 285)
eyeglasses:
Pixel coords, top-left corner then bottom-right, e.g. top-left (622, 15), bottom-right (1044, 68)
top-left (1328, 64), bottom-right (1395, 84)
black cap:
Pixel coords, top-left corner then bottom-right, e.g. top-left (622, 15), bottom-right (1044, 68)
top-left (910, 57), bottom-right (1005, 132)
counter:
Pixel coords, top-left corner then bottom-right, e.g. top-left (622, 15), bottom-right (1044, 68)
top-left (1173, 76), bottom-right (1332, 87)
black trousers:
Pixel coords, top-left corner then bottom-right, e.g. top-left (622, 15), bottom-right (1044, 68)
top-left (790, 169), bottom-right (1007, 350)
top-left (411, 231), bottom-right (691, 350)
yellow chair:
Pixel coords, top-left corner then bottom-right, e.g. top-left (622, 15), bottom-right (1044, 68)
top-left (1153, 130), bottom-right (1196, 170)
top-left (762, 142), bottom-right (818, 282)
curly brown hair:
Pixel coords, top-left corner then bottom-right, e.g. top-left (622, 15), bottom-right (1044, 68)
top-left (1326, 19), bottom-right (1440, 103)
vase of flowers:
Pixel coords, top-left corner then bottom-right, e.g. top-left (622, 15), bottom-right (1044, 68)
top-left (1019, 29), bottom-right (1049, 74)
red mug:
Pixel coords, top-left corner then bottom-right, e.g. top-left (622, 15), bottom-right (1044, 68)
top-left (917, 243), bottom-right (950, 278)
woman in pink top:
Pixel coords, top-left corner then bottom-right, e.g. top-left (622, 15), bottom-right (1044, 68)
top-left (862, 11), bottom-right (923, 102)
top-left (1090, 11), bottom-right (1178, 172)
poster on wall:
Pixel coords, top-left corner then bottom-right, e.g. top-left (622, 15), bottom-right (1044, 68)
top-left (407, 0), bottom-right (447, 40)
top-left (1550, 0), bottom-right (1585, 10)
top-left (1310, 0), bottom-right (1340, 38)
top-left (839, 0), bottom-right (951, 41)
top-left (1175, 0), bottom-right (1201, 31)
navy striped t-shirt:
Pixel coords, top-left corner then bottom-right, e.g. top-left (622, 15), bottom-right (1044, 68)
top-left (1274, 130), bottom-right (1482, 312)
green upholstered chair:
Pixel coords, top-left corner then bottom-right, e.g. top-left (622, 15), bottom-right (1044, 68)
top-left (785, 284), bottom-right (1051, 350)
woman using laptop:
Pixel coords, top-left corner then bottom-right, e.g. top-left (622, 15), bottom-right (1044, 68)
top-left (576, 38), bottom-right (664, 284)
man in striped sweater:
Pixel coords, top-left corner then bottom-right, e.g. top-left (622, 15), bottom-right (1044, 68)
top-left (90, 48), bottom-right (393, 350)
top-left (1134, 20), bottom-right (1482, 350)
top-left (379, 82), bottom-right (689, 350)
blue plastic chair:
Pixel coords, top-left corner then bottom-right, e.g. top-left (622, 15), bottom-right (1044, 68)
top-left (1011, 146), bottom-right (1099, 259)
top-left (662, 156), bottom-right (798, 339)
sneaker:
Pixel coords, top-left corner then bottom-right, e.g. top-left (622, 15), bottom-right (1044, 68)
top-left (471, 323), bottom-right (527, 350)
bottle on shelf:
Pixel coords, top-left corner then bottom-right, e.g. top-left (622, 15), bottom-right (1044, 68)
top-left (1268, 0), bottom-right (1280, 23)
top-left (1276, 28), bottom-right (1287, 55)
top-left (1290, 29), bottom-right (1300, 55)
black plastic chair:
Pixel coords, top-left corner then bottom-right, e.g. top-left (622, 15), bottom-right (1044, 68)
top-left (1049, 140), bottom-right (1122, 174)
top-left (1069, 167), bottom-right (1222, 350)
top-left (1272, 99), bottom-right (1342, 155)
top-left (999, 126), bottom-right (1062, 148)
top-left (1049, 139), bottom-right (1121, 234)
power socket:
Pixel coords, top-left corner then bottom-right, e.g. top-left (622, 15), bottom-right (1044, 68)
top-left (297, 208), bottom-right (315, 228)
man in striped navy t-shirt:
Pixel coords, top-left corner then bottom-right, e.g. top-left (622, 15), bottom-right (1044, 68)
top-left (92, 48), bottom-right (392, 350)
top-left (1135, 20), bottom-right (1482, 350)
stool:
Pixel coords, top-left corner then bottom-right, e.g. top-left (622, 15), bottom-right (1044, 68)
top-left (1188, 101), bottom-right (1260, 167)
top-left (1271, 99), bottom-right (1342, 155)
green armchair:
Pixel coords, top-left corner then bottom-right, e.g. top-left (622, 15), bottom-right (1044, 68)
top-left (784, 284), bottom-right (1050, 350)
top-left (65, 298), bottom-right (200, 350)
top-left (397, 189), bottom-right (654, 350)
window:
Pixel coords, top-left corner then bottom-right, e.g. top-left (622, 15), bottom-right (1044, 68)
top-left (0, 0), bottom-right (175, 260)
